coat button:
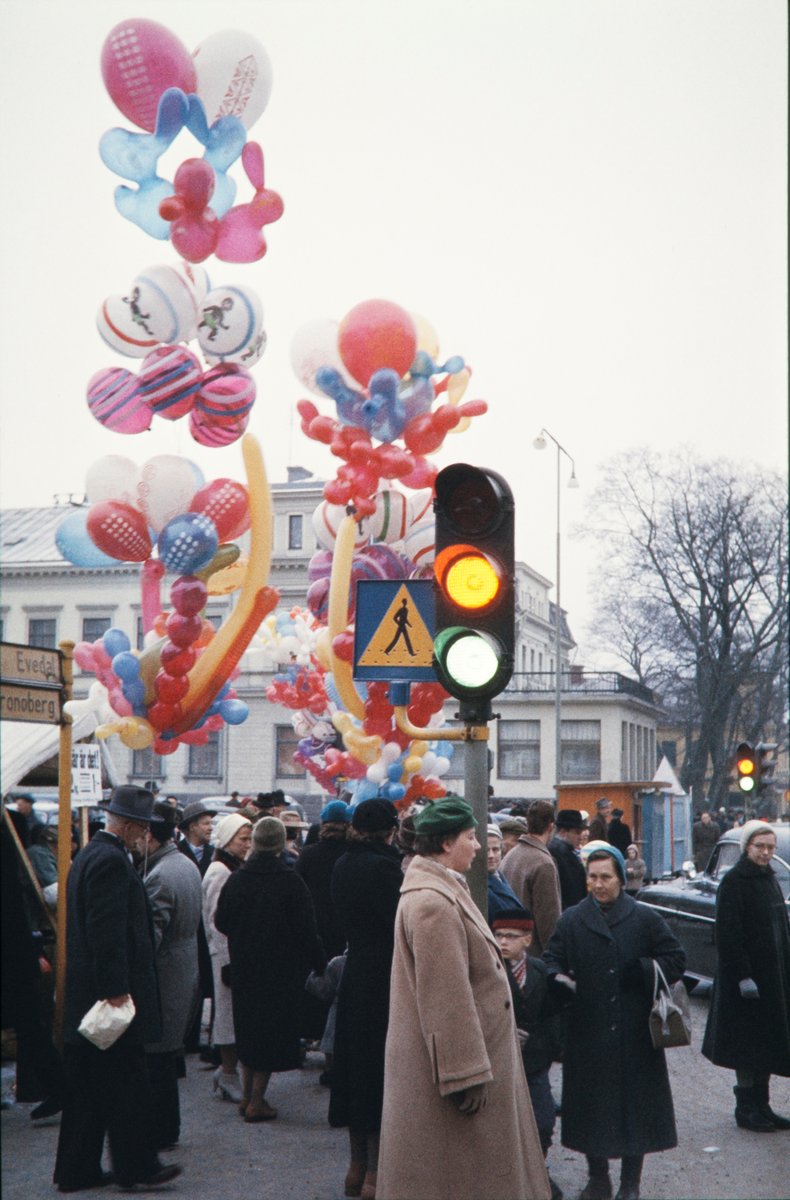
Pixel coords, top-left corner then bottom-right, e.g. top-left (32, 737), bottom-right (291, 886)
top-left (496, 962), bottom-right (501, 969)
top-left (611, 1025), bottom-right (616, 1031)
top-left (505, 1001), bottom-right (511, 1009)
top-left (609, 968), bottom-right (615, 975)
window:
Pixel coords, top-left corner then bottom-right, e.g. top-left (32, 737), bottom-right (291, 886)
top-left (137, 617), bottom-right (145, 651)
top-left (0, 618), bottom-right (4, 640)
top-left (132, 746), bottom-right (163, 778)
top-left (206, 613), bottom-right (222, 631)
top-left (83, 617), bottom-right (111, 643)
top-left (660, 740), bottom-right (677, 768)
top-left (561, 720), bottom-right (600, 781)
top-left (538, 653), bottom-right (543, 672)
top-left (498, 721), bottom-right (540, 780)
top-left (188, 729), bottom-right (220, 778)
top-left (276, 725), bottom-right (305, 777)
top-left (441, 739), bottom-right (465, 779)
top-left (711, 842), bottom-right (740, 880)
top-left (29, 618), bottom-right (57, 648)
top-left (288, 514), bottom-right (303, 550)
top-left (530, 649), bottom-right (535, 671)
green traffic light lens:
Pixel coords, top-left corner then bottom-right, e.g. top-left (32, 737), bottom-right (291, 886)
top-left (738, 776), bottom-right (755, 793)
top-left (434, 627), bottom-right (500, 690)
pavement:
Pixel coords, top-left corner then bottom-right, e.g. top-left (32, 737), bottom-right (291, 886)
top-left (2, 996), bottom-right (789, 1200)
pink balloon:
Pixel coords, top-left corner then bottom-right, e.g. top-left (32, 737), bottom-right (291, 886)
top-left (215, 143), bottom-right (284, 264)
top-left (73, 642), bottom-right (96, 670)
top-left (204, 714), bottom-right (224, 732)
top-left (188, 408), bottom-right (249, 447)
top-left (92, 643), bottom-right (112, 670)
top-left (110, 689), bottom-right (133, 717)
top-left (101, 19), bottom-right (196, 132)
top-left (141, 559), bottom-right (166, 635)
top-left (159, 160), bottom-right (220, 264)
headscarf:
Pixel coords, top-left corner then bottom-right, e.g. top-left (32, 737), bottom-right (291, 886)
top-left (583, 840), bottom-right (627, 884)
top-left (211, 812), bottom-right (252, 849)
top-left (739, 819), bottom-right (774, 854)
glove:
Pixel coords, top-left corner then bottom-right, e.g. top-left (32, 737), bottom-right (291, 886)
top-left (547, 973), bottom-right (577, 1005)
top-left (620, 959), bottom-right (645, 992)
top-left (516, 1028), bottom-right (530, 1048)
top-left (450, 1082), bottom-right (488, 1115)
top-left (739, 977), bottom-right (760, 1000)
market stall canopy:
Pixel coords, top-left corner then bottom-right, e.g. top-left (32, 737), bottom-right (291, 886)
top-left (0, 711), bottom-right (119, 794)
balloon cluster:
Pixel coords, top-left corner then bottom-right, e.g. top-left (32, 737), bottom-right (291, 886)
top-left (90, 261), bottom-right (264, 445)
top-left (100, 20), bottom-right (282, 259)
top-left (57, 452), bottom-right (254, 751)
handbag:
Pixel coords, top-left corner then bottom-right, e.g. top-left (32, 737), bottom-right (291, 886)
top-left (649, 960), bottom-right (691, 1049)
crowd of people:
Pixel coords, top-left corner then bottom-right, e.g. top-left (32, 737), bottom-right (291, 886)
top-left (2, 785), bottom-right (789, 1200)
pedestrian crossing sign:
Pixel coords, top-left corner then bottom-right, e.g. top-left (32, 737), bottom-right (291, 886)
top-left (353, 580), bottom-right (437, 681)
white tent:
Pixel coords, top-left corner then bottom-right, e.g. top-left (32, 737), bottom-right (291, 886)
top-left (0, 712), bottom-right (119, 795)
top-left (653, 754), bottom-right (687, 797)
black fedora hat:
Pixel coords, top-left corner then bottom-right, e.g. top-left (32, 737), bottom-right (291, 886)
top-left (556, 808), bottom-right (585, 830)
top-left (99, 785), bottom-right (156, 823)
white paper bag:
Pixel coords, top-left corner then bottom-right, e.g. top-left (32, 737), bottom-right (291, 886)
top-left (78, 997), bottom-right (136, 1050)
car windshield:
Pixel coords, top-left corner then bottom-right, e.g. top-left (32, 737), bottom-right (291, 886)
top-left (771, 856), bottom-right (789, 900)
top-left (712, 841), bottom-right (741, 878)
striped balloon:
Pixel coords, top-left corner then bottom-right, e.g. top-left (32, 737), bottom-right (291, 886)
top-left (188, 408), bottom-right (249, 447)
top-left (139, 346), bottom-right (203, 420)
top-left (194, 364), bottom-right (256, 426)
top-left (87, 368), bottom-right (152, 434)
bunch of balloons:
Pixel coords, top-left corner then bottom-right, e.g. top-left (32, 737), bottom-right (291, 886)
top-left (90, 260), bottom-right (265, 446)
top-left (99, 20), bottom-right (282, 258)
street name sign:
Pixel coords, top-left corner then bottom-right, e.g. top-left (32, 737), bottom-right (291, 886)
top-left (0, 682), bottom-right (62, 724)
top-left (1, 641), bottom-right (63, 725)
top-left (353, 580), bottom-right (436, 682)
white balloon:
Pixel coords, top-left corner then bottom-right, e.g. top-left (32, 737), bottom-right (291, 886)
top-left (382, 742), bottom-right (402, 762)
top-left (367, 763), bottom-right (387, 784)
top-left (198, 285), bottom-right (265, 366)
top-left (136, 455), bottom-right (197, 533)
top-left (192, 30), bottom-right (273, 131)
top-left (85, 456), bottom-right (140, 508)
top-left (368, 490), bottom-right (409, 544)
top-left (313, 500), bottom-right (370, 551)
top-left (433, 757), bottom-right (451, 776)
top-left (421, 751), bottom-right (437, 774)
top-left (290, 318), bottom-right (356, 395)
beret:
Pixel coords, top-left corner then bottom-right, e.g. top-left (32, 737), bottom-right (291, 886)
top-left (352, 799), bottom-right (399, 833)
top-left (413, 796), bottom-right (476, 836)
top-left (321, 800), bottom-right (352, 823)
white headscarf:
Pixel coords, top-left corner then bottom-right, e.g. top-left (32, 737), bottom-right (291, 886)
top-left (211, 812), bottom-right (252, 849)
top-left (739, 819), bottom-right (774, 854)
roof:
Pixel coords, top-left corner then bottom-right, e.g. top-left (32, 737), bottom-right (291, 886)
top-left (1, 506), bottom-right (83, 565)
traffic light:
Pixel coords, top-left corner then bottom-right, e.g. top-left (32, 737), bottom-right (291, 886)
top-left (736, 743), bottom-right (758, 793)
top-left (432, 464), bottom-right (514, 714)
top-left (756, 742), bottom-right (778, 791)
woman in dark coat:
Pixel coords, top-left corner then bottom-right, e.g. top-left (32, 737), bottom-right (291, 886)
top-left (214, 817), bottom-right (326, 1122)
top-left (295, 800), bottom-right (351, 961)
top-left (329, 799), bottom-right (402, 1200)
top-left (701, 820), bottom-right (790, 1131)
top-left (543, 845), bottom-right (685, 1200)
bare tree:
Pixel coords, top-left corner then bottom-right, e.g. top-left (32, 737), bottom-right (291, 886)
top-left (578, 449), bottom-right (788, 808)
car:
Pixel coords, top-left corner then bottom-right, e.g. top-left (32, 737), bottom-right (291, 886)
top-left (637, 822), bottom-right (790, 987)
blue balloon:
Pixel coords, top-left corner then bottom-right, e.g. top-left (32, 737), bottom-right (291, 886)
top-left (386, 783), bottom-right (406, 802)
top-left (55, 510), bottom-right (116, 568)
top-left (185, 95), bottom-right (246, 219)
top-left (219, 699), bottom-right (249, 725)
top-left (158, 513), bottom-right (219, 575)
top-left (216, 682), bottom-right (231, 701)
top-left (207, 699), bottom-right (223, 716)
top-left (103, 628), bottom-right (131, 658)
top-left (315, 366), bottom-right (368, 426)
top-left (436, 741), bottom-right (455, 759)
top-left (387, 762), bottom-right (404, 783)
top-left (363, 369), bottom-right (408, 442)
top-left (112, 651), bottom-right (140, 681)
top-left (184, 459), bottom-right (205, 490)
top-left (122, 679), bottom-right (146, 705)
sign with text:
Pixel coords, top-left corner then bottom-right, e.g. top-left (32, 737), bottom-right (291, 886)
top-left (71, 746), bottom-right (103, 804)
top-left (1, 642), bottom-right (62, 686)
top-left (353, 580), bottom-right (436, 682)
top-left (0, 681), bottom-right (62, 724)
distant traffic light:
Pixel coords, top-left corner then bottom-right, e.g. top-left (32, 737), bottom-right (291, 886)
top-left (432, 464), bottom-right (514, 711)
top-left (736, 743), bottom-right (758, 793)
top-left (756, 742), bottom-right (778, 791)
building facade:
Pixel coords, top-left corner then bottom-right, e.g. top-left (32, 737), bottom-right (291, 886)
top-left (2, 470), bottom-right (662, 817)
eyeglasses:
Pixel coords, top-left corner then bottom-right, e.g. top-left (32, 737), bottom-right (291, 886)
top-left (494, 931), bottom-right (528, 940)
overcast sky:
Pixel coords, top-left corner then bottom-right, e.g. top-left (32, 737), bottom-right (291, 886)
top-left (0, 0), bottom-right (786, 667)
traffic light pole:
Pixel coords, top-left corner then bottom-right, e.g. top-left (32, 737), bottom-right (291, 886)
top-left (463, 721), bottom-right (491, 919)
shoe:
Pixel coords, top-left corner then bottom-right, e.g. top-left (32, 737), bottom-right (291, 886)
top-left (734, 1086), bottom-right (777, 1132)
top-left (212, 1067), bottom-right (244, 1103)
top-left (360, 1170), bottom-right (377, 1199)
top-left (244, 1100), bottom-right (277, 1122)
top-left (115, 1164), bottom-right (182, 1190)
top-left (549, 1177), bottom-right (564, 1200)
top-left (57, 1172), bottom-right (114, 1193)
top-left (614, 1189), bottom-right (639, 1199)
top-left (754, 1080), bottom-right (790, 1130)
top-left (31, 1092), bottom-right (64, 1120)
top-left (344, 1162), bottom-right (367, 1198)
top-left (579, 1162), bottom-right (613, 1200)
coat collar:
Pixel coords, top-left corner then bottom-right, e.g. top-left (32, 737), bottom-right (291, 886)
top-left (402, 856), bottom-right (502, 956)
top-left (576, 890), bottom-right (636, 940)
top-left (517, 833), bottom-right (553, 858)
top-left (243, 851), bottom-right (289, 875)
top-left (140, 840), bottom-right (178, 874)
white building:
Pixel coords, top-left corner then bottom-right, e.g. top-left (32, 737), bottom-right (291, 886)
top-left (1, 470), bottom-right (661, 818)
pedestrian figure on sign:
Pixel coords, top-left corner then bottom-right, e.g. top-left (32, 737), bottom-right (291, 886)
top-left (199, 297), bottom-right (233, 340)
top-left (123, 287), bottom-right (154, 336)
top-left (385, 599), bottom-right (415, 656)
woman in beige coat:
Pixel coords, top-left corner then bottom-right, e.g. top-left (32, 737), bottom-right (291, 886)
top-left (202, 812), bottom-right (252, 1103)
top-left (377, 797), bottom-right (551, 1200)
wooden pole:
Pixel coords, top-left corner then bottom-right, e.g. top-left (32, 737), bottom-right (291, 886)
top-left (53, 639), bottom-right (74, 1052)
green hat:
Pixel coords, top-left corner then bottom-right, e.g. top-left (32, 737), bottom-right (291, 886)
top-left (413, 796), bottom-right (477, 836)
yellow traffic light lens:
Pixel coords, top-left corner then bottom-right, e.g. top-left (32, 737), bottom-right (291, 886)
top-left (738, 776), bottom-right (755, 793)
top-left (445, 555), bottom-right (500, 609)
top-left (737, 759), bottom-right (754, 774)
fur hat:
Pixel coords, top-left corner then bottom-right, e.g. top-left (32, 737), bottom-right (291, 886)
top-left (252, 817), bottom-right (286, 855)
top-left (491, 906), bottom-right (535, 931)
top-left (739, 819), bottom-right (774, 854)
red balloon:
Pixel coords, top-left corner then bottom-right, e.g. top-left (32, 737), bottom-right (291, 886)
top-left (165, 612), bottom-right (202, 647)
top-left (101, 19), bottom-right (196, 132)
top-left (332, 631), bottom-right (355, 663)
top-left (148, 702), bottom-right (183, 732)
top-left (160, 644), bottom-right (196, 675)
top-left (170, 575), bottom-right (209, 617)
top-left (86, 501), bottom-right (152, 563)
top-left (338, 300), bottom-right (418, 387)
top-left (190, 479), bottom-right (251, 541)
top-left (153, 736), bottom-right (181, 756)
top-left (400, 455), bottom-right (439, 491)
top-left (154, 671), bottom-right (190, 704)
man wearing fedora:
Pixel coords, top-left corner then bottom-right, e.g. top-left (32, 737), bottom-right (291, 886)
top-left (549, 810), bottom-right (589, 911)
top-left (177, 801), bottom-right (217, 1058)
top-left (53, 786), bottom-right (182, 1193)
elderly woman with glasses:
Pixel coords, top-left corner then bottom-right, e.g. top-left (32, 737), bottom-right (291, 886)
top-left (543, 844), bottom-right (685, 1200)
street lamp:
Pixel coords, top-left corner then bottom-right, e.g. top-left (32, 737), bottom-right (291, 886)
top-left (533, 429), bottom-right (578, 792)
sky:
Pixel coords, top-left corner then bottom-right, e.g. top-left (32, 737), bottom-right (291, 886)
top-left (0, 0), bottom-right (786, 668)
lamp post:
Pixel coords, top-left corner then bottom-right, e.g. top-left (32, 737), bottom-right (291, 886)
top-left (533, 430), bottom-right (578, 792)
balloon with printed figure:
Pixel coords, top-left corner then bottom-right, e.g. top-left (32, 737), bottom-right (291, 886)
top-left (192, 30), bottom-right (273, 131)
top-left (87, 369), bottom-right (152, 434)
top-left (56, 509), bottom-right (118, 568)
top-left (98, 264), bottom-right (199, 357)
top-left (101, 19), bottom-right (196, 132)
top-left (197, 285), bottom-right (265, 366)
top-left (136, 455), bottom-right (198, 533)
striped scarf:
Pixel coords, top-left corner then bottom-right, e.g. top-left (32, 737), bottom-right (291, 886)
top-left (511, 952), bottom-right (528, 991)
